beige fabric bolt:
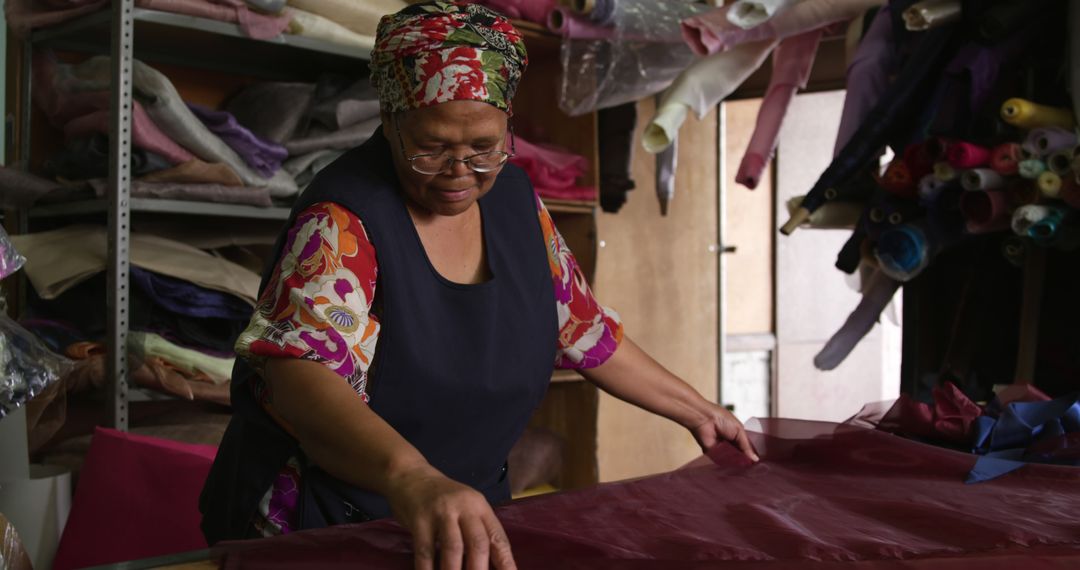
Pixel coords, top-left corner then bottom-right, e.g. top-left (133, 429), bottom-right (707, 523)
top-left (10, 225), bottom-right (260, 305)
top-left (286, 0), bottom-right (406, 37)
top-left (288, 7), bottom-right (375, 51)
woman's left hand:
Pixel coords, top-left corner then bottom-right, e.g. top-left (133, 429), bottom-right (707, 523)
top-left (687, 403), bottom-right (760, 462)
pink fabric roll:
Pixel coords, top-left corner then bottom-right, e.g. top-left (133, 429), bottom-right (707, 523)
top-left (546, 5), bottom-right (614, 40)
top-left (63, 93), bottom-right (195, 165)
top-left (960, 189), bottom-right (1011, 234)
top-left (945, 141), bottom-right (991, 169)
top-left (990, 142), bottom-right (1022, 176)
top-left (736, 28), bottom-right (823, 190)
top-left (682, 0), bottom-right (883, 56)
top-left (136, 0), bottom-right (292, 40)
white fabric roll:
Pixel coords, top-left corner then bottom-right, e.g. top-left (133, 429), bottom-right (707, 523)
top-left (286, 0), bottom-right (406, 37)
top-left (288, 7), bottom-right (375, 52)
top-left (726, 0), bottom-right (801, 29)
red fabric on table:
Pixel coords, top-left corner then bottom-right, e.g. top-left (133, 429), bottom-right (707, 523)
top-left (52, 427), bottom-right (216, 570)
top-left (216, 419), bottom-right (1080, 569)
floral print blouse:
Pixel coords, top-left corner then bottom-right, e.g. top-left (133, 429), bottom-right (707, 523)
top-left (235, 194), bottom-right (623, 535)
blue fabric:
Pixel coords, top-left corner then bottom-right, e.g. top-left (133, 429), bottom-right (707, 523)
top-left (965, 393), bottom-right (1080, 483)
top-left (130, 267), bottom-right (252, 321)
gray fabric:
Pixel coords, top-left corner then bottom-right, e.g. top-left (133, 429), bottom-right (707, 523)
top-left (283, 117), bottom-right (379, 156)
top-left (309, 80), bottom-right (380, 131)
top-left (244, 0), bottom-right (286, 13)
top-left (284, 148), bottom-right (344, 189)
top-left (88, 179), bottom-right (274, 208)
top-left (226, 82), bottom-right (316, 144)
top-left (66, 56), bottom-right (299, 198)
top-left (0, 166), bottom-right (65, 207)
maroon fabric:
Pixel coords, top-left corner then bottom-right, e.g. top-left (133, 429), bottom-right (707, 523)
top-left (52, 428), bottom-right (216, 570)
top-left (214, 419), bottom-right (1080, 569)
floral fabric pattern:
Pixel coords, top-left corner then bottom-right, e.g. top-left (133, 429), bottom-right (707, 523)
top-left (369, 1), bottom-right (528, 114)
top-left (239, 196), bottom-right (622, 535)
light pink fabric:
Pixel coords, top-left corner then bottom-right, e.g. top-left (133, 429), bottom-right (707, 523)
top-left (62, 92), bottom-right (195, 165)
top-left (476, 0), bottom-right (556, 25)
top-left (736, 28), bottom-right (822, 189)
top-left (510, 136), bottom-right (597, 202)
top-left (137, 0), bottom-right (292, 40)
top-left (546, 6), bottom-right (615, 40)
top-left (8, 0), bottom-right (291, 39)
top-left (682, 0), bottom-right (883, 56)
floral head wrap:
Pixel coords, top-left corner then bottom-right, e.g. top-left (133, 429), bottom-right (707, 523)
top-left (370, 1), bottom-right (528, 115)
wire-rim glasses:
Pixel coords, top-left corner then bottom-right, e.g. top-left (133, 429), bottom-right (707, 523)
top-left (393, 114), bottom-right (516, 176)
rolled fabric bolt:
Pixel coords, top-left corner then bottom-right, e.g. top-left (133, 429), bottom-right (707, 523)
top-left (546, 7), bottom-right (615, 40)
top-left (945, 141), bottom-right (991, 169)
top-left (903, 141), bottom-right (935, 181)
top-left (780, 207), bottom-right (812, 235)
top-left (785, 195), bottom-right (862, 229)
top-left (875, 224), bottom-right (932, 281)
top-left (960, 168), bottom-right (1005, 191)
top-left (960, 189), bottom-right (1011, 234)
top-left (990, 142), bottom-right (1022, 175)
top-left (726, 0), bottom-right (800, 30)
top-left (1018, 159), bottom-right (1047, 179)
top-left (869, 207), bottom-right (886, 224)
top-left (1029, 127), bottom-right (1078, 156)
top-left (933, 161), bottom-right (957, 181)
top-left (887, 211), bottom-right (905, 225)
top-left (918, 174), bottom-right (948, 205)
top-left (903, 0), bottom-right (961, 31)
top-left (1000, 98), bottom-right (1077, 130)
top-left (1047, 150), bottom-right (1073, 176)
top-left (1012, 205), bottom-right (1063, 243)
top-left (1037, 171), bottom-right (1063, 198)
top-left (643, 103), bottom-right (689, 154)
top-left (569, 0), bottom-right (595, 15)
top-left (879, 160), bottom-right (917, 198)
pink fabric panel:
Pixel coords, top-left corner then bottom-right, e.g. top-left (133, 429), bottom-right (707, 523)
top-left (52, 428), bottom-right (217, 570)
top-left (736, 28), bottom-right (823, 189)
top-left (217, 419), bottom-right (1080, 569)
top-left (136, 0), bottom-right (292, 40)
top-left (510, 136), bottom-right (597, 202)
top-left (63, 93), bottom-right (196, 164)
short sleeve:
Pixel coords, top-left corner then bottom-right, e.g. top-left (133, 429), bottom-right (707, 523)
top-left (535, 194), bottom-right (624, 369)
top-left (235, 202), bottom-right (380, 399)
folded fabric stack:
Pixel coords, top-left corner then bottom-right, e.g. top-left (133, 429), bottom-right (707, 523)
top-left (510, 135), bottom-right (597, 202)
top-left (11, 225), bottom-right (268, 406)
top-left (283, 0), bottom-right (408, 52)
top-left (226, 75), bottom-right (382, 189)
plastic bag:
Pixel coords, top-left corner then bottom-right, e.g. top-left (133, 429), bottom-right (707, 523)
top-left (0, 225), bottom-right (25, 283)
top-left (0, 313), bottom-right (73, 420)
top-left (558, 0), bottom-right (713, 116)
top-left (0, 512), bottom-right (33, 570)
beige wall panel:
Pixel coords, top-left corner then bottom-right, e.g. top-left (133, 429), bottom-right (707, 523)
top-left (593, 98), bottom-right (719, 482)
top-left (723, 99), bottom-right (775, 336)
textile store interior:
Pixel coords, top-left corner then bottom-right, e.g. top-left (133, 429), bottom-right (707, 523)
top-left (0, 0), bottom-right (1078, 568)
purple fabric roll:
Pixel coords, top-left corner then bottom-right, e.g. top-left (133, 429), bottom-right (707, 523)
top-left (131, 266), bottom-right (252, 321)
top-left (833, 6), bottom-right (893, 157)
top-left (186, 103), bottom-right (288, 178)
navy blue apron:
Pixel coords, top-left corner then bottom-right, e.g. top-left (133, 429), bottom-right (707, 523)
top-left (200, 130), bottom-right (558, 544)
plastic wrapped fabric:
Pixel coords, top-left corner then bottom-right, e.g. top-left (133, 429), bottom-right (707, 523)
top-left (0, 513), bottom-right (33, 570)
top-left (0, 314), bottom-right (73, 420)
top-left (214, 418), bottom-right (1080, 569)
top-left (0, 226), bottom-right (26, 283)
top-left (557, 0), bottom-right (713, 116)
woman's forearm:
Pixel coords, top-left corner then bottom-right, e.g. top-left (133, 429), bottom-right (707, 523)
top-left (578, 336), bottom-right (711, 430)
top-left (263, 357), bottom-right (437, 495)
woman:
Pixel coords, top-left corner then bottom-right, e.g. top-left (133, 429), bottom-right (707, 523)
top-left (200, 2), bottom-right (757, 569)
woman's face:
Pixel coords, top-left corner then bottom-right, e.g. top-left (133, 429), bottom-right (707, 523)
top-left (385, 100), bottom-right (510, 217)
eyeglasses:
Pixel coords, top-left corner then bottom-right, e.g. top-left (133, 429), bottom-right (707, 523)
top-left (393, 115), bottom-right (515, 176)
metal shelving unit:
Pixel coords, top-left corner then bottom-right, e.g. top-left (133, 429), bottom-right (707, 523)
top-left (19, 4), bottom-right (371, 430)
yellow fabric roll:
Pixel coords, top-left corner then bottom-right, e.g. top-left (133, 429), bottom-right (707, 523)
top-left (1000, 98), bottom-right (1076, 130)
top-left (1037, 171), bottom-right (1062, 198)
top-left (286, 0), bottom-right (406, 37)
top-left (902, 0), bottom-right (961, 31)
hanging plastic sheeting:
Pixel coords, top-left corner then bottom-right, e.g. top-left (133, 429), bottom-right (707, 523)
top-left (214, 418), bottom-right (1080, 569)
top-left (0, 314), bottom-right (72, 420)
top-left (557, 0), bottom-right (713, 116)
top-left (0, 226), bottom-right (26, 284)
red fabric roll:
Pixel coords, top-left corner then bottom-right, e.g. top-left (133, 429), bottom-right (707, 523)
top-left (945, 141), bottom-right (991, 169)
top-left (991, 142), bottom-right (1022, 175)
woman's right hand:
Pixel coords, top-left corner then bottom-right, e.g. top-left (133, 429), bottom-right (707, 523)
top-left (386, 465), bottom-right (516, 570)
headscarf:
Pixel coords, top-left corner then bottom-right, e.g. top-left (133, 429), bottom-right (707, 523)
top-left (370, 1), bottom-right (528, 115)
